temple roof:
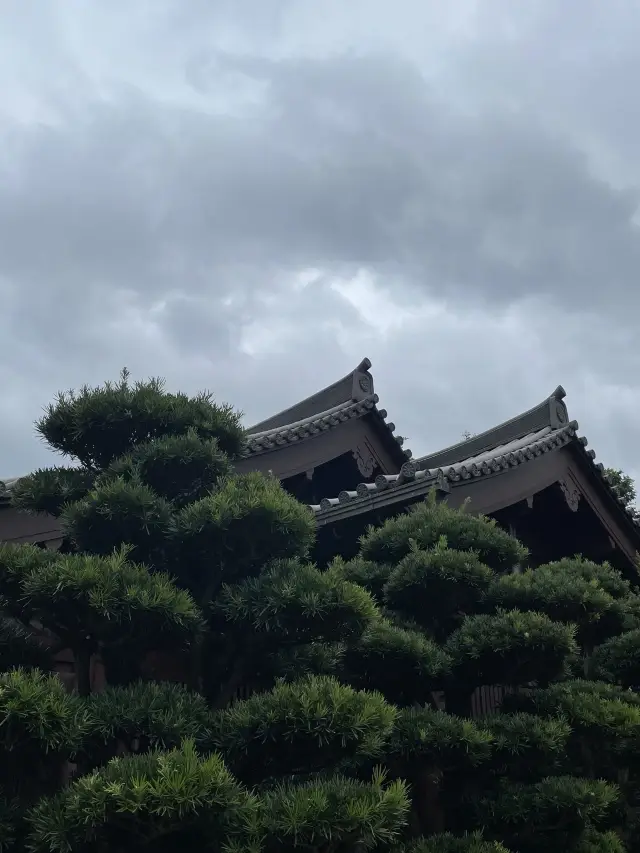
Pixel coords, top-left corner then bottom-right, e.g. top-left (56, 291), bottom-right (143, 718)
top-left (0, 357), bottom-right (410, 499)
top-left (1, 369), bottom-right (637, 546)
top-left (243, 357), bottom-right (410, 462)
top-left (247, 357), bottom-right (375, 433)
top-left (416, 385), bottom-right (570, 470)
top-left (309, 387), bottom-right (639, 531)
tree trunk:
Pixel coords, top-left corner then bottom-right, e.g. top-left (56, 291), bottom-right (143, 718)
top-left (413, 767), bottom-right (445, 835)
top-left (188, 636), bottom-right (204, 693)
top-left (211, 656), bottom-right (247, 709)
top-left (188, 572), bottom-right (226, 693)
top-left (75, 647), bottom-right (92, 696)
top-left (445, 686), bottom-right (473, 717)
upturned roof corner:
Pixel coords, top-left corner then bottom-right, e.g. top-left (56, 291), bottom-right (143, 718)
top-left (417, 385), bottom-right (572, 472)
top-left (246, 357), bottom-right (375, 435)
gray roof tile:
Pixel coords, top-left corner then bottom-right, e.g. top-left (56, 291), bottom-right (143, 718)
top-left (243, 393), bottom-right (411, 459)
top-left (309, 420), bottom-right (640, 527)
top-left (2, 372), bottom-right (636, 533)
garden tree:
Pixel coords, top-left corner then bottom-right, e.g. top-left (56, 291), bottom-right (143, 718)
top-left (0, 543), bottom-right (203, 696)
top-left (604, 467), bottom-right (639, 521)
top-left (331, 496), bottom-right (640, 851)
top-left (0, 372), bottom-right (410, 853)
top-left (2, 372), bottom-right (639, 852)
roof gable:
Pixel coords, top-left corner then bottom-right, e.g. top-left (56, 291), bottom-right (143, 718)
top-left (241, 358), bottom-right (410, 466)
top-left (247, 358), bottom-right (375, 434)
top-left (309, 387), bottom-right (640, 544)
top-left (2, 372), bottom-right (638, 564)
top-left (418, 386), bottom-right (569, 470)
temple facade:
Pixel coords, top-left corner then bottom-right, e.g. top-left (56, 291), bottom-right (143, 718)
top-left (2, 357), bottom-right (639, 574)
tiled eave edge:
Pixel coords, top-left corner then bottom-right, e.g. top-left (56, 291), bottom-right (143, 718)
top-left (310, 421), bottom-right (640, 529)
top-left (577, 435), bottom-right (640, 528)
top-left (242, 394), bottom-right (412, 460)
top-left (2, 421), bottom-right (635, 532)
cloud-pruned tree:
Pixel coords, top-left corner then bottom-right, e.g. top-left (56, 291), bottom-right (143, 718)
top-left (1, 371), bottom-right (639, 851)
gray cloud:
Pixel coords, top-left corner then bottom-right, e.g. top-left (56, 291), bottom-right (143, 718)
top-left (0, 0), bottom-right (639, 487)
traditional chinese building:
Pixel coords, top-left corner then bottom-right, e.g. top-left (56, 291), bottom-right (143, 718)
top-left (2, 358), bottom-right (639, 573)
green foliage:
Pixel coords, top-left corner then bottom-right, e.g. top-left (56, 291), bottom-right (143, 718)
top-left (479, 776), bottom-right (622, 853)
top-left (3, 546), bottom-right (202, 695)
top-left (534, 558), bottom-right (631, 601)
top-left (446, 609), bottom-right (578, 688)
top-left (481, 712), bottom-right (571, 780)
top-left (506, 680), bottom-right (640, 726)
top-left (36, 371), bottom-right (245, 469)
top-left (0, 669), bottom-right (89, 800)
top-left (0, 543), bottom-right (58, 619)
top-left (384, 541), bottom-right (495, 639)
top-left (342, 619), bottom-right (451, 706)
top-left (546, 677), bottom-right (640, 705)
top-left (592, 629), bottom-right (640, 688)
top-left (620, 593), bottom-right (640, 631)
top-left (270, 642), bottom-right (344, 682)
top-left (359, 494), bottom-right (527, 572)
top-left (172, 473), bottom-right (316, 599)
top-left (400, 832), bottom-right (511, 852)
top-left (83, 681), bottom-right (214, 765)
top-left (19, 547), bottom-right (202, 650)
top-left (387, 707), bottom-right (493, 772)
top-left (10, 467), bottom-right (96, 518)
top-left (210, 676), bottom-right (396, 784)
top-left (102, 430), bottom-right (232, 507)
top-left (329, 555), bottom-right (392, 603)
top-left (486, 563), bottom-right (625, 648)
top-left (572, 831), bottom-right (626, 853)
top-left (215, 558), bottom-right (377, 647)
top-left (0, 797), bottom-right (21, 853)
top-left (7, 370), bottom-right (640, 851)
top-left (507, 681), bottom-right (640, 778)
top-left (61, 477), bottom-right (173, 564)
top-left (27, 741), bottom-right (261, 853)
top-left (604, 467), bottom-right (637, 515)
top-left (0, 616), bottom-right (52, 673)
top-left (259, 771), bottom-right (410, 852)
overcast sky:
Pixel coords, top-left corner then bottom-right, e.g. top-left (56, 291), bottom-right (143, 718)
top-left (1, 0), bottom-right (639, 489)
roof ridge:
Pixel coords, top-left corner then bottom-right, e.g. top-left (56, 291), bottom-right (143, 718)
top-left (310, 423), bottom-right (576, 516)
top-left (247, 394), bottom-right (378, 440)
top-left (246, 357), bottom-right (374, 434)
top-left (244, 394), bottom-right (379, 455)
top-left (415, 385), bottom-right (569, 471)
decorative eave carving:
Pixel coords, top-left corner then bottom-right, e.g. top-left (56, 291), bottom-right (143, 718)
top-left (559, 478), bottom-right (581, 512)
top-left (353, 444), bottom-right (377, 479)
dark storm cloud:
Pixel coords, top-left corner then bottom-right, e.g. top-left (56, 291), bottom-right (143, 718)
top-left (1, 0), bottom-right (640, 481)
top-left (2, 47), bottom-right (639, 347)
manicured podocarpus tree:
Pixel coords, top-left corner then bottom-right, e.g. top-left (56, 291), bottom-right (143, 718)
top-left (332, 497), bottom-right (640, 851)
top-left (0, 369), bottom-right (638, 852)
top-left (1, 372), bottom-right (408, 852)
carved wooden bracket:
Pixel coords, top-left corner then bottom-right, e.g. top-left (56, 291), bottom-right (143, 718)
top-left (353, 445), bottom-right (377, 478)
top-left (559, 478), bottom-right (581, 512)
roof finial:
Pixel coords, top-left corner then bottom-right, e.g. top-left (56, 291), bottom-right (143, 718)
top-left (551, 385), bottom-right (566, 401)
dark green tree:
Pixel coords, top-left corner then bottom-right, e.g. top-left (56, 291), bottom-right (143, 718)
top-left (604, 468), bottom-right (639, 521)
top-left (0, 372), bottom-right (409, 852)
top-left (3, 370), bottom-right (639, 851)
top-left (332, 496), bottom-right (639, 851)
